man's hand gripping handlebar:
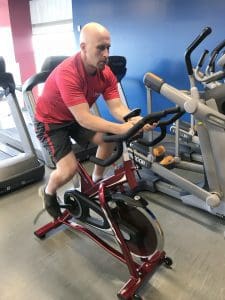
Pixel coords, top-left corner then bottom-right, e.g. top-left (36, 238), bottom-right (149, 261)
top-left (89, 107), bottom-right (185, 167)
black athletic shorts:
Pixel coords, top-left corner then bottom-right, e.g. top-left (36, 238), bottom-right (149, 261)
top-left (34, 120), bottom-right (96, 163)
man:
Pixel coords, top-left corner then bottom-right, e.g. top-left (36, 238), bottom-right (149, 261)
top-left (35, 22), bottom-right (154, 219)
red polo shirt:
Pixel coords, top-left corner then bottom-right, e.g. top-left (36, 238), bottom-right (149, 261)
top-left (35, 52), bottom-right (119, 123)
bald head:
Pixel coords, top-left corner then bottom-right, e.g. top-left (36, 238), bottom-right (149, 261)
top-left (79, 22), bottom-right (111, 74)
top-left (80, 22), bottom-right (110, 44)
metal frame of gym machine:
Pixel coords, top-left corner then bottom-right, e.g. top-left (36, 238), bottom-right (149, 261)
top-left (0, 57), bottom-right (45, 194)
top-left (169, 37), bottom-right (225, 163)
top-left (138, 27), bottom-right (225, 219)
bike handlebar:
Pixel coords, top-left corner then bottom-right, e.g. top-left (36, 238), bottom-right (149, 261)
top-left (104, 107), bottom-right (182, 142)
top-left (89, 142), bottom-right (124, 167)
top-left (89, 107), bottom-right (184, 166)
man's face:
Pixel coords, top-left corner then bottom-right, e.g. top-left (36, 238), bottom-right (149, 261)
top-left (83, 32), bottom-right (111, 72)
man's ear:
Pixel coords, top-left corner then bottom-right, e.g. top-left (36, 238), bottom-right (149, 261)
top-left (80, 42), bottom-right (86, 52)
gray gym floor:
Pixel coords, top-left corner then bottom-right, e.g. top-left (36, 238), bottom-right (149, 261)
top-left (1, 163), bottom-right (225, 300)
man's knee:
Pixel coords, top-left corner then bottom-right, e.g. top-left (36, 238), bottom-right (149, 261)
top-left (92, 132), bottom-right (104, 145)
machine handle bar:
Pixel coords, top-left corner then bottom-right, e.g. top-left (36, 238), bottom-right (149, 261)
top-left (137, 108), bottom-right (185, 147)
top-left (89, 141), bottom-right (123, 167)
top-left (208, 39), bottom-right (225, 72)
top-left (104, 106), bottom-right (182, 143)
top-left (185, 27), bottom-right (212, 75)
top-left (197, 49), bottom-right (209, 68)
top-left (89, 106), bottom-right (183, 166)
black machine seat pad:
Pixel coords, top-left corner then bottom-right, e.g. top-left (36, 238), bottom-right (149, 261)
top-left (108, 56), bottom-right (127, 82)
top-left (41, 56), bottom-right (69, 73)
top-left (23, 56), bottom-right (69, 92)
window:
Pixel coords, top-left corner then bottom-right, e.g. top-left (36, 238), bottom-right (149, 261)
top-left (29, 0), bottom-right (77, 71)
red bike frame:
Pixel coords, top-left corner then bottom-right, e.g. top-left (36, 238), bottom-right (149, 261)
top-left (34, 152), bottom-right (166, 299)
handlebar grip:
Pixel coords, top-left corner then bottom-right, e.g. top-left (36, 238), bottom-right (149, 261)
top-left (143, 72), bottom-right (164, 92)
top-left (211, 39), bottom-right (225, 53)
top-left (160, 106), bottom-right (181, 115)
top-left (158, 109), bottom-right (185, 126)
top-left (123, 108), bottom-right (141, 122)
top-left (137, 127), bottom-right (167, 147)
top-left (104, 107), bottom-right (182, 143)
top-left (89, 142), bottom-right (123, 167)
top-left (185, 27), bottom-right (212, 75)
top-left (91, 106), bottom-right (183, 166)
top-left (135, 107), bottom-right (184, 147)
top-left (208, 39), bottom-right (225, 72)
top-left (197, 49), bottom-right (209, 68)
top-left (103, 118), bottom-right (147, 142)
top-left (208, 52), bottom-right (218, 72)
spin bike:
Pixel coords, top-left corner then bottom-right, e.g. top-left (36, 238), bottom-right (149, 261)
top-left (34, 107), bottom-right (182, 300)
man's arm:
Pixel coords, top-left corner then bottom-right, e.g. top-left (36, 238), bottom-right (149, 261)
top-left (68, 102), bottom-right (133, 135)
top-left (105, 98), bottom-right (131, 121)
top-left (107, 98), bottom-right (158, 131)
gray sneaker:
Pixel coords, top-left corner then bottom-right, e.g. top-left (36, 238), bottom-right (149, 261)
top-left (38, 186), bottom-right (62, 219)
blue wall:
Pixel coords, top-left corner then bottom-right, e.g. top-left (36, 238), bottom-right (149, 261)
top-left (72, 0), bottom-right (225, 120)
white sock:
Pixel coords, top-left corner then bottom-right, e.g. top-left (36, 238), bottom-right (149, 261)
top-left (92, 174), bottom-right (103, 183)
top-left (45, 186), bottom-right (54, 196)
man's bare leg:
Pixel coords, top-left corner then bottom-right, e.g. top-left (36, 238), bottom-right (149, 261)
top-left (91, 132), bottom-right (115, 182)
top-left (45, 151), bottom-right (78, 195)
top-left (40, 151), bottom-right (78, 219)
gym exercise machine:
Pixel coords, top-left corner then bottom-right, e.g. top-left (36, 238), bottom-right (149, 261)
top-left (34, 107), bottom-right (184, 299)
top-left (135, 27), bottom-right (225, 219)
top-left (0, 57), bottom-right (45, 194)
top-left (22, 56), bottom-right (97, 168)
top-left (107, 55), bottom-right (202, 163)
top-left (0, 71), bottom-right (48, 166)
top-left (170, 37), bottom-right (225, 161)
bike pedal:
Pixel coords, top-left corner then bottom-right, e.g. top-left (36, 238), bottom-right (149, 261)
top-left (153, 145), bottom-right (166, 161)
top-left (159, 155), bottom-right (175, 168)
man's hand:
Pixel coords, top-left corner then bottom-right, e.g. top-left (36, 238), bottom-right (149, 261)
top-left (118, 121), bottom-right (135, 135)
top-left (128, 116), bottom-right (158, 132)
